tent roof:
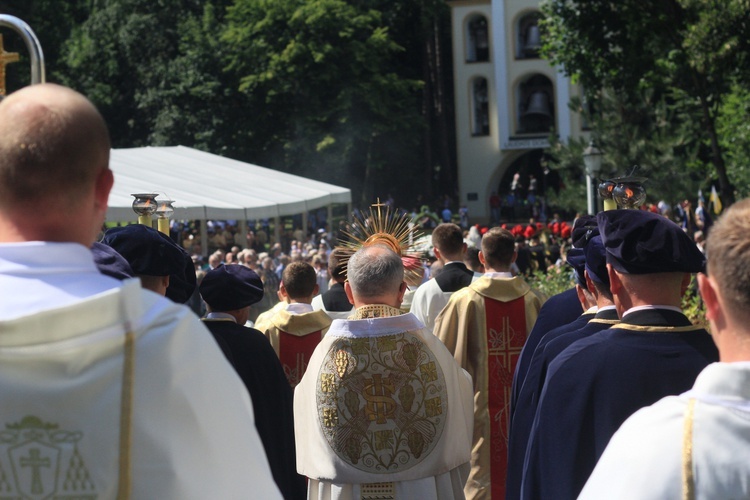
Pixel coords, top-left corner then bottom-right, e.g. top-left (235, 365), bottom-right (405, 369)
top-left (106, 146), bottom-right (351, 221)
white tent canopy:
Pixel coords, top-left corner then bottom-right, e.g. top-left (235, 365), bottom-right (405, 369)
top-left (107, 145), bottom-right (352, 222)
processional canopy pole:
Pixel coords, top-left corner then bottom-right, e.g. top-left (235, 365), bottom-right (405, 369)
top-left (0, 15), bottom-right (46, 95)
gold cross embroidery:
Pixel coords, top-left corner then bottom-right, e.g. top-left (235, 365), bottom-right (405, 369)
top-left (0, 34), bottom-right (20, 96)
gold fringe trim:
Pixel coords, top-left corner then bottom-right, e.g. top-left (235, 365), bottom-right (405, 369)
top-left (117, 329), bottom-right (135, 500)
top-left (682, 398), bottom-right (696, 500)
top-left (361, 482), bottom-right (395, 499)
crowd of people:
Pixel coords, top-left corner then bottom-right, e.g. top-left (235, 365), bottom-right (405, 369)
top-left (2, 82), bottom-right (749, 500)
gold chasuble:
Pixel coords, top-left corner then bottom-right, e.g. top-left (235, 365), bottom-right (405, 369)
top-left (294, 306), bottom-right (474, 500)
top-left (434, 275), bottom-right (545, 500)
top-left (255, 309), bottom-right (332, 387)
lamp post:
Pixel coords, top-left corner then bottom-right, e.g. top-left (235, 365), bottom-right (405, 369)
top-left (583, 141), bottom-right (603, 215)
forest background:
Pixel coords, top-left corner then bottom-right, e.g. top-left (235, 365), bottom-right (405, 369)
top-left (1, 0), bottom-right (749, 213)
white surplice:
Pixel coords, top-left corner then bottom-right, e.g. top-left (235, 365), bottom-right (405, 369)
top-left (0, 242), bottom-right (281, 499)
top-left (580, 362), bottom-right (750, 500)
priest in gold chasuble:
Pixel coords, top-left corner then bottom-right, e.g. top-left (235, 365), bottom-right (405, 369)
top-left (434, 227), bottom-right (545, 500)
top-left (295, 244), bottom-right (474, 500)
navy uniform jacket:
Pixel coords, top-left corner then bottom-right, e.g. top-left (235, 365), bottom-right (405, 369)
top-left (511, 287), bottom-right (581, 415)
top-left (505, 309), bottom-right (603, 499)
top-left (520, 308), bottom-right (718, 500)
top-left (203, 320), bottom-right (306, 500)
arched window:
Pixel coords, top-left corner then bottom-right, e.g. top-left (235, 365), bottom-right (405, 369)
top-left (466, 15), bottom-right (490, 63)
top-left (516, 12), bottom-right (542, 60)
top-left (516, 74), bottom-right (554, 134)
top-left (472, 77), bottom-right (490, 136)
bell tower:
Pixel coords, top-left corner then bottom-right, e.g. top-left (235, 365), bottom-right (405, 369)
top-left (448, 0), bottom-right (587, 224)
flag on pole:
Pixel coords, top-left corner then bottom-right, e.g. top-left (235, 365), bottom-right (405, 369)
top-left (710, 185), bottom-right (722, 215)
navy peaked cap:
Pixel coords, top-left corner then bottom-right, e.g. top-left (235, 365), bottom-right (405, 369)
top-left (566, 247), bottom-right (587, 289)
top-left (583, 235), bottom-right (609, 285)
top-left (200, 264), bottom-right (264, 311)
top-left (596, 209), bottom-right (705, 274)
top-left (571, 215), bottom-right (600, 249)
top-left (91, 242), bottom-right (134, 281)
top-left (102, 225), bottom-right (185, 277)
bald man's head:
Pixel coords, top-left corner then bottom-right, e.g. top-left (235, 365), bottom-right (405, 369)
top-left (0, 84), bottom-right (110, 212)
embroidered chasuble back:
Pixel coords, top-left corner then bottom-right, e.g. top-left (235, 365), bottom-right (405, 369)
top-left (484, 295), bottom-right (527, 500)
top-left (279, 330), bottom-right (323, 387)
top-left (315, 332), bottom-right (448, 476)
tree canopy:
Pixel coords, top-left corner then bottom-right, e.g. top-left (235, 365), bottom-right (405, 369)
top-left (541, 0), bottom-right (750, 206)
top-left (1, 0), bottom-right (456, 208)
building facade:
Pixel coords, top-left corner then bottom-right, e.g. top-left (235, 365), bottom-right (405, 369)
top-left (449, 0), bottom-right (587, 223)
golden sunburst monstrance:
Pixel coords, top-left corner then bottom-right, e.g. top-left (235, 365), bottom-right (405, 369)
top-left (336, 199), bottom-right (424, 282)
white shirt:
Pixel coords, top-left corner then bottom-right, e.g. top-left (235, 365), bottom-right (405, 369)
top-left (0, 242), bottom-right (121, 318)
top-left (410, 263), bottom-right (479, 333)
top-left (286, 302), bottom-right (315, 315)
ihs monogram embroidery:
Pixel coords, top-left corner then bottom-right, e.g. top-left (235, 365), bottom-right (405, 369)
top-left (0, 415), bottom-right (97, 499)
top-left (316, 332), bottom-right (447, 474)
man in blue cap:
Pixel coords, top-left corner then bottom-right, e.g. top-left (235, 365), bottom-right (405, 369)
top-left (520, 209), bottom-right (718, 500)
top-left (200, 264), bottom-right (305, 500)
top-left (510, 215), bottom-right (600, 415)
top-left (102, 224), bottom-right (186, 296)
top-left (506, 238), bottom-right (614, 499)
top-left (580, 199), bottom-right (750, 499)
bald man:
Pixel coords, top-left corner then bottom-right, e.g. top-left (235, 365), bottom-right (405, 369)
top-left (0, 84), bottom-right (280, 499)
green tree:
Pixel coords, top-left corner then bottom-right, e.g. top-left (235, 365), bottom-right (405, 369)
top-left (223, 0), bottom-right (425, 205)
top-left (541, 0), bottom-right (750, 205)
top-left (717, 83), bottom-right (750, 199)
top-left (61, 0), bottom-right (215, 147)
top-left (546, 90), bottom-right (704, 212)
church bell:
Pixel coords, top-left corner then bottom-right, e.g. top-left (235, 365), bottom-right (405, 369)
top-left (522, 91), bottom-right (552, 118)
top-left (523, 24), bottom-right (541, 56)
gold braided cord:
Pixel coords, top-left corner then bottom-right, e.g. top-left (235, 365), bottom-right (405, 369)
top-left (682, 398), bottom-right (696, 500)
top-left (117, 329), bottom-right (135, 500)
top-left (614, 324), bottom-right (705, 333)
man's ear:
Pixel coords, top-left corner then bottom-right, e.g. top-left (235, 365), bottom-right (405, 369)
top-left (698, 273), bottom-right (721, 324)
top-left (584, 271), bottom-right (598, 300)
top-left (397, 281), bottom-right (408, 303)
top-left (478, 251), bottom-right (487, 266)
top-left (607, 264), bottom-right (622, 296)
top-left (344, 281), bottom-right (355, 305)
top-left (312, 284), bottom-right (319, 297)
top-left (94, 168), bottom-right (114, 211)
top-left (433, 247), bottom-right (442, 262)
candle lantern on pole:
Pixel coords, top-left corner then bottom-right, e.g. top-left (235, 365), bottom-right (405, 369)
top-left (131, 193), bottom-right (158, 227)
top-left (155, 199), bottom-right (175, 235)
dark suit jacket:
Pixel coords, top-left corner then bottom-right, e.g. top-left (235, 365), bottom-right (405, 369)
top-left (203, 319), bottom-right (306, 500)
